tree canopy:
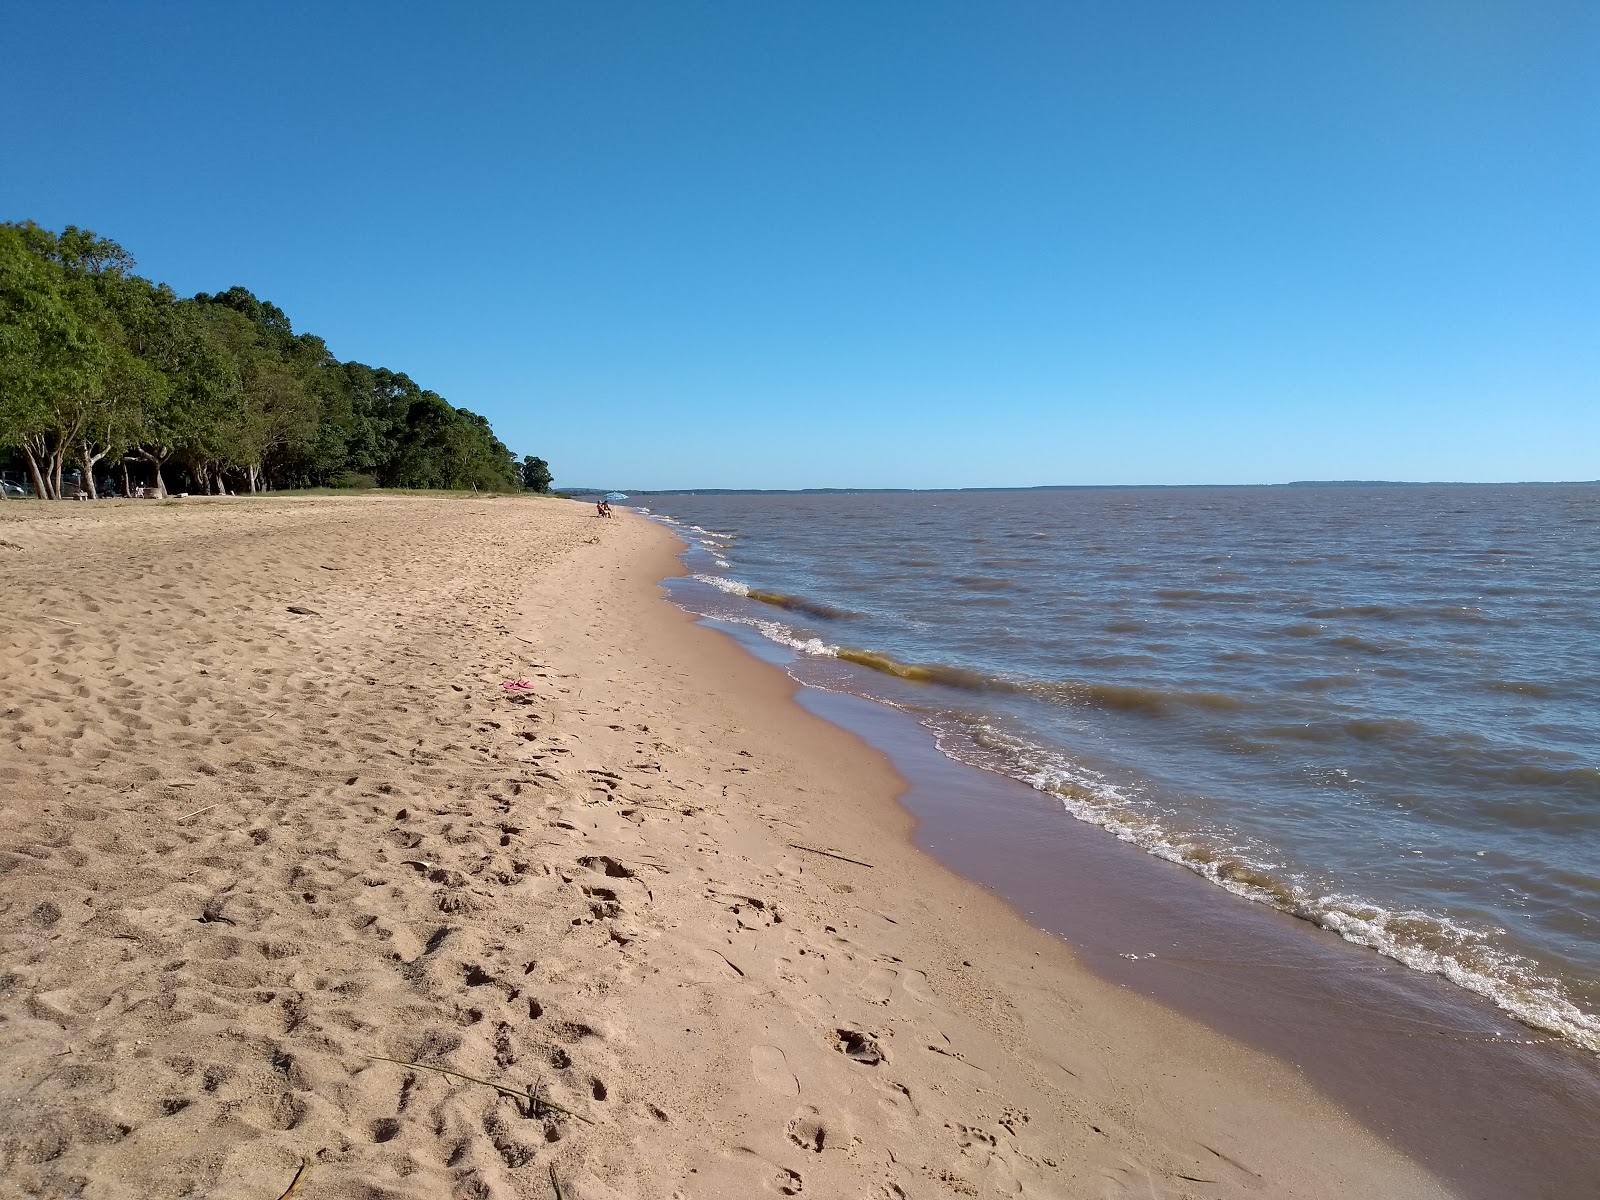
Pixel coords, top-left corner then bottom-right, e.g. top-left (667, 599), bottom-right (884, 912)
top-left (0, 221), bottom-right (544, 498)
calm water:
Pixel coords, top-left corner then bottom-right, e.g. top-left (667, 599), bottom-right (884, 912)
top-left (641, 485), bottom-right (1600, 1051)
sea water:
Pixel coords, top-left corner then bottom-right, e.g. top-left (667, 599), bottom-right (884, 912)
top-left (643, 485), bottom-right (1600, 1053)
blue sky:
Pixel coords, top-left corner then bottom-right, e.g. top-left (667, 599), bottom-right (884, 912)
top-left (3, 1), bottom-right (1595, 488)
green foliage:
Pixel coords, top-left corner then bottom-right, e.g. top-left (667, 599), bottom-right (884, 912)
top-left (521, 455), bottom-right (553, 492)
top-left (0, 222), bottom-right (540, 497)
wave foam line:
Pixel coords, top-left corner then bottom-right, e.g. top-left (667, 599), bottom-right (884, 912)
top-left (665, 560), bottom-right (1600, 1052)
top-left (955, 721), bottom-right (1600, 1054)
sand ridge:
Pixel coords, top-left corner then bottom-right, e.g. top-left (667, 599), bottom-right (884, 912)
top-left (0, 497), bottom-right (1451, 1198)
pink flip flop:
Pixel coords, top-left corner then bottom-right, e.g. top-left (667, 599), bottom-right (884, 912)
top-left (500, 678), bottom-right (537, 693)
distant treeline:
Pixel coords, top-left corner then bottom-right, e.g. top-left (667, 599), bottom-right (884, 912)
top-left (0, 221), bottom-right (551, 498)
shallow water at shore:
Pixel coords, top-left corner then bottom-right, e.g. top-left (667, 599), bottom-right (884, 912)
top-left (643, 485), bottom-right (1600, 1053)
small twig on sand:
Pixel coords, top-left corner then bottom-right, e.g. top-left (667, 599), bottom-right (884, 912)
top-left (549, 1163), bottom-right (566, 1200)
top-left (275, 1159), bottom-right (312, 1200)
top-left (787, 843), bottom-right (874, 868)
top-left (44, 615), bottom-right (79, 627)
top-left (365, 1056), bottom-right (594, 1124)
top-left (176, 803), bottom-right (219, 824)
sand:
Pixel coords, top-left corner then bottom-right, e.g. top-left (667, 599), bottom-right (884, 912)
top-left (0, 496), bottom-right (1453, 1199)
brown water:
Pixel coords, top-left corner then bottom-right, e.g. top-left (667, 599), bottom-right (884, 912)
top-left (646, 485), bottom-right (1600, 1056)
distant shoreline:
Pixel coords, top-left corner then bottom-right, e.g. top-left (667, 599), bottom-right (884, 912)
top-left (567, 478), bottom-right (1600, 496)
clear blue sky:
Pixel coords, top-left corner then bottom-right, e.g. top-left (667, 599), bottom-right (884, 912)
top-left (3, 1), bottom-right (1595, 488)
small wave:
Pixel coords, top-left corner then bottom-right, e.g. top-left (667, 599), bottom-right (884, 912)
top-left (1306, 603), bottom-right (1493, 623)
top-left (689, 574), bottom-right (855, 619)
top-left (1289, 675), bottom-right (1360, 692)
top-left (953, 576), bottom-right (1015, 592)
top-left (1155, 589), bottom-right (1258, 605)
top-left (1306, 604), bottom-right (1394, 619)
top-left (825, 646), bottom-right (1250, 717)
top-left (746, 619), bottom-right (839, 658)
top-left (1028, 680), bottom-right (1249, 717)
top-left (1481, 679), bottom-right (1559, 698)
top-left (835, 649), bottom-right (1002, 690)
top-left (694, 573), bottom-right (751, 596)
top-left (1500, 765), bottom-right (1600, 799)
top-left (748, 589), bottom-right (857, 620)
top-left (1344, 717), bottom-right (1423, 742)
top-left (945, 720), bottom-right (1600, 1053)
top-left (1329, 634), bottom-right (1391, 654)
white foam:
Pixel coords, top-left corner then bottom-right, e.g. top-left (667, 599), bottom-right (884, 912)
top-left (692, 573), bottom-right (751, 597)
top-left (750, 619), bottom-right (838, 657)
top-left (681, 575), bottom-right (840, 655)
top-left (924, 718), bottom-right (1600, 1053)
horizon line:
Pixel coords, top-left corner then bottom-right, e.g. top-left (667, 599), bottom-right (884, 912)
top-left (560, 479), bottom-right (1600, 496)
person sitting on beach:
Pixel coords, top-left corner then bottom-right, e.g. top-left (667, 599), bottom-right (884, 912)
top-left (596, 500), bottom-right (608, 518)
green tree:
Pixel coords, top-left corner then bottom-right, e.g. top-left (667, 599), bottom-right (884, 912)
top-left (3, 222), bottom-right (549, 499)
top-left (0, 226), bottom-right (110, 497)
top-left (521, 455), bottom-right (553, 492)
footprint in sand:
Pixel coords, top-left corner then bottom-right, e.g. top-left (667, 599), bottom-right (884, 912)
top-left (785, 1105), bottom-right (830, 1153)
top-left (750, 1044), bottom-right (799, 1096)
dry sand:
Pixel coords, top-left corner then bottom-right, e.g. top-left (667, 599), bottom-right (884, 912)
top-left (0, 496), bottom-right (1453, 1199)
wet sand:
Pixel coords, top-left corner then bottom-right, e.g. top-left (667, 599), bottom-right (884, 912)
top-left (0, 496), bottom-right (1453, 1198)
top-left (781, 680), bottom-right (1600, 1200)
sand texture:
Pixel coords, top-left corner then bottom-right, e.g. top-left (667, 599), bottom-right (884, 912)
top-left (0, 497), bottom-right (1451, 1199)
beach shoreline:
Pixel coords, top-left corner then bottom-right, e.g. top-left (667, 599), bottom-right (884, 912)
top-left (2, 496), bottom-right (1456, 1198)
top-left (653, 528), bottom-right (1600, 1200)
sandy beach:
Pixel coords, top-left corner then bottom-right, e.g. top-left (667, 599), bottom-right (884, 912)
top-left (0, 496), bottom-right (1453, 1199)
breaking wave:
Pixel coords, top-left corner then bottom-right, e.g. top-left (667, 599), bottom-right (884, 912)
top-left (690, 575), bottom-right (856, 619)
top-left (941, 719), bottom-right (1600, 1053)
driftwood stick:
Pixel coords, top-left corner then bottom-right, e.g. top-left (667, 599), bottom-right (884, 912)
top-left (787, 843), bottom-right (874, 868)
top-left (275, 1159), bottom-right (312, 1200)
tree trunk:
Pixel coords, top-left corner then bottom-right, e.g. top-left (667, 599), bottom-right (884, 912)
top-left (247, 463), bottom-right (260, 493)
top-left (24, 436), bottom-right (59, 499)
top-left (80, 443), bottom-right (106, 500)
top-left (22, 445), bottom-right (50, 499)
top-left (121, 461), bottom-right (131, 498)
top-left (134, 449), bottom-right (169, 498)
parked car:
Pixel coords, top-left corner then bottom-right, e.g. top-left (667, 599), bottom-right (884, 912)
top-left (0, 479), bottom-right (32, 498)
